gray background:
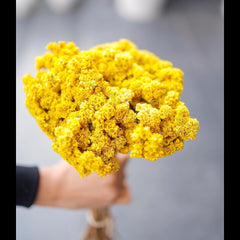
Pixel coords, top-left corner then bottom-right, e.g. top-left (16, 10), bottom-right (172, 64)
top-left (16, 0), bottom-right (224, 239)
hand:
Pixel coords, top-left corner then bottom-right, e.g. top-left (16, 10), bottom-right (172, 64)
top-left (34, 153), bottom-right (131, 209)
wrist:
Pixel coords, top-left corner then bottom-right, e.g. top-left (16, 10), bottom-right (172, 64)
top-left (34, 166), bottom-right (59, 207)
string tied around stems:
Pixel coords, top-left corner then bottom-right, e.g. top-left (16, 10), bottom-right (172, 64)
top-left (80, 208), bottom-right (115, 240)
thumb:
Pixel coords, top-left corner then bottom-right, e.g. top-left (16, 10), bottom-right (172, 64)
top-left (116, 153), bottom-right (129, 169)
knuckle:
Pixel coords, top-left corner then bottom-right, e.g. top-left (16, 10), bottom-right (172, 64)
top-left (106, 186), bottom-right (120, 203)
top-left (107, 174), bottom-right (117, 182)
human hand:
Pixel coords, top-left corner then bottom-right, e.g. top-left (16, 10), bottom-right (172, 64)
top-left (34, 153), bottom-right (131, 209)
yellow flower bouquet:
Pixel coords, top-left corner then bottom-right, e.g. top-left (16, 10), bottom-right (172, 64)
top-left (22, 39), bottom-right (199, 239)
top-left (23, 39), bottom-right (199, 176)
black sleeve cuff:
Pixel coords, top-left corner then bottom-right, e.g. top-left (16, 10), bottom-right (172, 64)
top-left (16, 166), bottom-right (39, 208)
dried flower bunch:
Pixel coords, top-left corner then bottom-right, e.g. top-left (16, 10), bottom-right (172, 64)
top-left (23, 39), bottom-right (199, 177)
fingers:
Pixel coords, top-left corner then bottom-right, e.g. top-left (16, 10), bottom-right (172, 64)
top-left (109, 153), bottom-right (128, 186)
top-left (109, 153), bottom-right (129, 189)
top-left (114, 183), bottom-right (131, 204)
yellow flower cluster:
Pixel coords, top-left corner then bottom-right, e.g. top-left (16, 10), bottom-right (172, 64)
top-left (22, 39), bottom-right (199, 177)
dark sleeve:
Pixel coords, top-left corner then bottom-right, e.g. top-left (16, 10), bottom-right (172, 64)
top-left (16, 166), bottom-right (39, 208)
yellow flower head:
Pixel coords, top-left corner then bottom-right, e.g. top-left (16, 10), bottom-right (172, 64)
top-left (23, 39), bottom-right (199, 177)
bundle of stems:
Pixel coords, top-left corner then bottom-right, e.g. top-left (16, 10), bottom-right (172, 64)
top-left (81, 207), bottom-right (114, 240)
